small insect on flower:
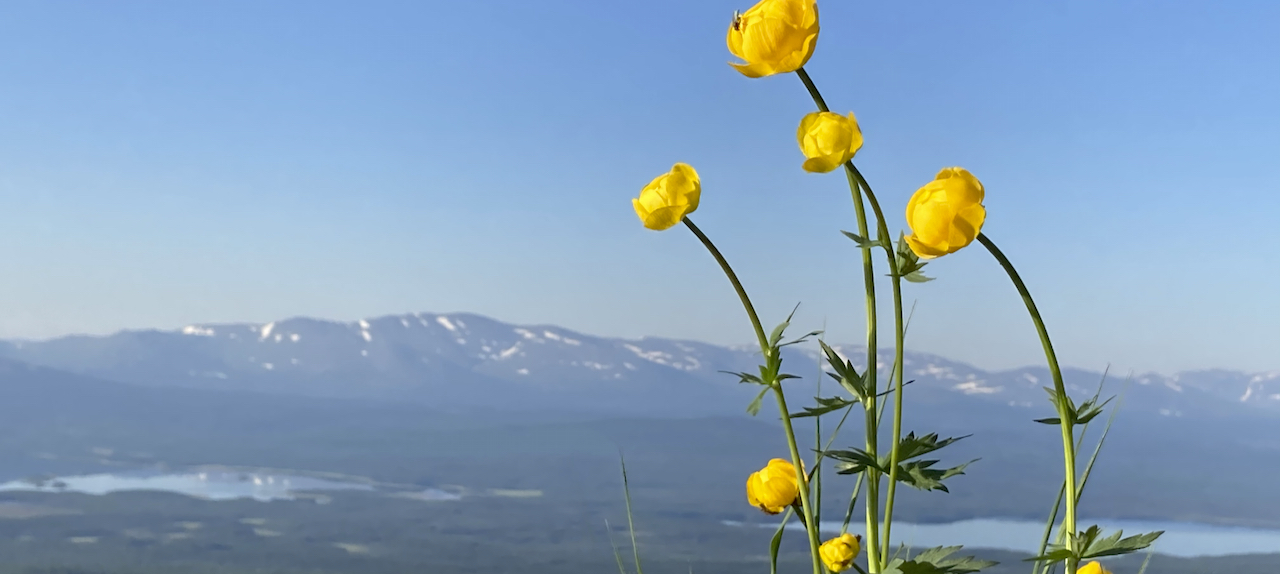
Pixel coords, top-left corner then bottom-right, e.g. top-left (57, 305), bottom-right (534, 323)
top-left (731, 10), bottom-right (744, 32)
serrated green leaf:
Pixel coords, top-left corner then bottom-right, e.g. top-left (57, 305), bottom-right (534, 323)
top-left (792, 396), bottom-right (861, 418)
top-left (886, 545), bottom-right (998, 574)
top-left (828, 448), bottom-right (884, 475)
top-left (842, 230), bottom-right (886, 250)
top-left (896, 459), bottom-right (976, 493)
top-left (1024, 548), bottom-right (1074, 562)
top-left (1080, 529), bottom-right (1163, 559)
top-left (720, 370), bottom-right (765, 385)
top-left (895, 432), bottom-right (971, 462)
top-left (746, 387), bottom-right (770, 416)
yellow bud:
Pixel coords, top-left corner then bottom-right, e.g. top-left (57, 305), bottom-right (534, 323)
top-left (903, 167), bottom-right (986, 258)
top-left (819, 533), bottom-right (862, 573)
top-left (797, 111), bottom-right (863, 173)
top-left (1076, 561), bottom-right (1112, 574)
top-left (632, 163), bottom-right (701, 231)
top-left (745, 458), bottom-right (800, 514)
top-left (726, 0), bottom-right (819, 78)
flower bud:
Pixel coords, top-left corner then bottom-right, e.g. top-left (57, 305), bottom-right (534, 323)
top-left (904, 167), bottom-right (986, 258)
top-left (1076, 561), bottom-right (1111, 574)
top-left (632, 163), bottom-right (701, 231)
top-left (797, 111), bottom-right (863, 173)
top-left (819, 533), bottom-right (862, 573)
top-left (746, 458), bottom-right (801, 514)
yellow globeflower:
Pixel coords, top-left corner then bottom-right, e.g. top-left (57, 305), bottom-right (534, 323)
top-left (745, 458), bottom-right (800, 514)
top-left (1076, 562), bottom-right (1111, 574)
top-left (726, 0), bottom-right (819, 78)
top-left (903, 167), bottom-right (986, 259)
top-left (819, 533), bottom-right (862, 572)
top-left (797, 111), bottom-right (863, 173)
top-left (632, 163), bottom-right (701, 231)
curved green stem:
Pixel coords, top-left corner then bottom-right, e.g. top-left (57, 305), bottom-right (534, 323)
top-left (681, 217), bottom-right (823, 574)
top-left (976, 233), bottom-right (1078, 574)
top-left (682, 219), bottom-right (769, 354)
top-left (799, 66), bottom-right (911, 571)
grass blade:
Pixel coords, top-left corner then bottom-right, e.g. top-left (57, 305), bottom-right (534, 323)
top-left (605, 519), bottom-right (629, 574)
top-left (770, 507), bottom-right (796, 574)
top-left (620, 454), bottom-right (644, 574)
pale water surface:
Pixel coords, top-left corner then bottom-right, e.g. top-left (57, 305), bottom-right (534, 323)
top-left (0, 471), bottom-right (373, 501)
top-left (722, 518), bottom-right (1280, 557)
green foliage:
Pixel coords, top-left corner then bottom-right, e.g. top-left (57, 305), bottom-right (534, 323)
top-left (1029, 526), bottom-right (1163, 563)
top-left (894, 232), bottom-right (933, 283)
top-left (883, 546), bottom-right (998, 574)
top-left (826, 433), bottom-right (976, 492)
top-left (1035, 386), bottom-right (1113, 427)
top-left (791, 395), bottom-right (861, 419)
top-left (841, 230), bottom-right (888, 251)
top-left (819, 340), bottom-right (871, 401)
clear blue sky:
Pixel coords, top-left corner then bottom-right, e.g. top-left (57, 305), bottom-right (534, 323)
top-left (0, 1), bottom-right (1276, 374)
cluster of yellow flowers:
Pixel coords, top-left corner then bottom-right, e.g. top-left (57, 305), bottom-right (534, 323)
top-left (633, 0), bottom-right (986, 260)
top-left (629, 1), bottom-right (1122, 574)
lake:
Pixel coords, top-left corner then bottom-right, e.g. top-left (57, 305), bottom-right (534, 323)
top-left (0, 470), bottom-right (373, 502)
top-left (722, 517), bottom-right (1280, 557)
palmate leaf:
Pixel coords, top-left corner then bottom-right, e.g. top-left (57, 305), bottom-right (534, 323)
top-left (883, 546), bottom-right (998, 574)
top-left (792, 395), bottom-right (861, 419)
top-left (720, 370), bottom-right (765, 386)
top-left (893, 231), bottom-right (933, 282)
top-left (842, 230), bottom-right (887, 250)
top-left (820, 340), bottom-right (869, 400)
top-left (895, 432), bottom-right (971, 462)
top-left (1035, 394), bottom-right (1113, 426)
top-left (1026, 527), bottom-right (1163, 562)
top-left (1079, 528), bottom-right (1163, 559)
top-left (827, 448), bottom-right (884, 475)
top-left (897, 459), bottom-right (976, 493)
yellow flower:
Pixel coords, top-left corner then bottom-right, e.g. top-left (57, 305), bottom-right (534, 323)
top-left (903, 167), bottom-right (986, 259)
top-left (797, 111), bottom-right (863, 173)
top-left (1076, 562), bottom-right (1111, 574)
top-left (632, 163), bottom-right (701, 231)
top-left (819, 533), bottom-right (862, 573)
top-left (726, 0), bottom-right (819, 78)
top-left (746, 458), bottom-right (801, 514)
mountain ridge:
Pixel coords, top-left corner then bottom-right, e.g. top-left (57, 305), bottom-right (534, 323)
top-left (0, 310), bottom-right (1276, 418)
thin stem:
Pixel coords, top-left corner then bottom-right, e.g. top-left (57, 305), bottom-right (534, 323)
top-left (797, 68), bottom-right (829, 112)
top-left (682, 219), bottom-right (769, 353)
top-left (774, 386), bottom-right (825, 574)
top-left (681, 217), bottom-right (823, 574)
top-left (846, 166), bottom-right (906, 561)
top-left (798, 65), bottom-right (903, 572)
top-left (976, 232), bottom-right (1078, 574)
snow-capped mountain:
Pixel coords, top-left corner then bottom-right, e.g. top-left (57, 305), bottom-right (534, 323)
top-left (0, 311), bottom-right (1276, 419)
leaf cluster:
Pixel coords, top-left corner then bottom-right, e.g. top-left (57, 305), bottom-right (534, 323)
top-left (883, 545), bottom-right (998, 574)
top-left (1029, 526), bottom-right (1163, 563)
top-left (826, 433), bottom-right (976, 493)
top-left (720, 307), bottom-right (820, 416)
top-left (1034, 389), bottom-right (1112, 427)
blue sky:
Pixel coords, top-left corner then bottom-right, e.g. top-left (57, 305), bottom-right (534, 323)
top-left (0, 1), bottom-right (1276, 374)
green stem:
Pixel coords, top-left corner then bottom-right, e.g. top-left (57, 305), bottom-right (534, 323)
top-left (799, 66), bottom-right (910, 571)
top-left (681, 218), bottom-right (824, 574)
top-left (976, 233), bottom-right (1078, 574)
top-left (847, 167), bottom-right (906, 562)
top-left (682, 219), bottom-right (769, 354)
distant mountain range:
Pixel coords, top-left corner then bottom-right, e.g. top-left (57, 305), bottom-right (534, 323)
top-left (0, 311), bottom-right (1276, 421)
